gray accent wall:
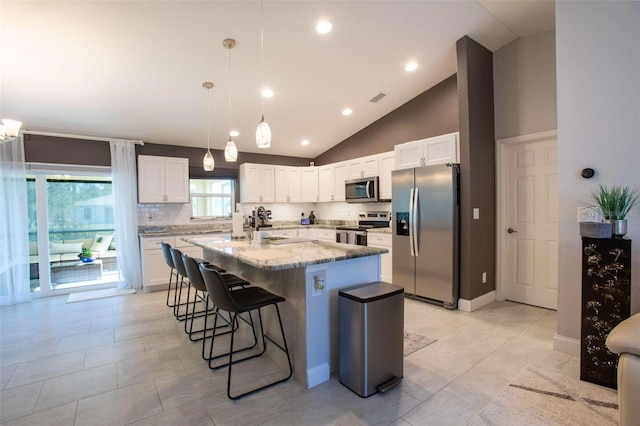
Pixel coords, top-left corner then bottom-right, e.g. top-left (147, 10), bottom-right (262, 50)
top-left (314, 75), bottom-right (459, 165)
top-left (457, 36), bottom-right (496, 301)
top-left (493, 31), bottom-right (557, 140)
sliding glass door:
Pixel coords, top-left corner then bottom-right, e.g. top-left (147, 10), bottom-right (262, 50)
top-left (28, 168), bottom-right (119, 295)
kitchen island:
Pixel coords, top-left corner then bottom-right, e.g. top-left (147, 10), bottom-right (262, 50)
top-left (183, 236), bottom-right (387, 388)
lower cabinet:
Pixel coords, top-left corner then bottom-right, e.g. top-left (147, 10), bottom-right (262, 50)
top-left (140, 235), bottom-right (206, 291)
top-left (315, 228), bottom-right (336, 242)
top-left (367, 232), bottom-right (392, 283)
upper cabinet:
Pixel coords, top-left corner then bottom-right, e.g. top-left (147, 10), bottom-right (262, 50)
top-left (239, 163), bottom-right (275, 203)
top-left (318, 161), bottom-right (348, 202)
top-left (378, 151), bottom-right (395, 201)
top-left (395, 132), bottom-right (459, 170)
top-left (138, 155), bottom-right (189, 203)
top-left (347, 154), bottom-right (379, 179)
top-left (275, 166), bottom-right (301, 203)
top-left (300, 167), bottom-right (319, 202)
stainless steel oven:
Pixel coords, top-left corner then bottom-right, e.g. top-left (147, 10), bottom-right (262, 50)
top-left (335, 211), bottom-right (390, 246)
top-left (336, 229), bottom-right (367, 246)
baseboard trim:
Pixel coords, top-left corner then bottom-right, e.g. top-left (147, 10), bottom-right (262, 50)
top-left (553, 334), bottom-right (580, 356)
top-left (458, 290), bottom-right (496, 312)
top-left (306, 363), bottom-right (330, 389)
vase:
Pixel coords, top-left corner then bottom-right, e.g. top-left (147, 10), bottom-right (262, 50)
top-left (609, 219), bottom-right (627, 237)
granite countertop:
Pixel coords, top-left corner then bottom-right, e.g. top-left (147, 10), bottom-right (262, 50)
top-left (367, 227), bottom-right (392, 234)
top-left (183, 236), bottom-right (387, 271)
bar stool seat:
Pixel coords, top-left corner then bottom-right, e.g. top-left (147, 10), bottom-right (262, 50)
top-left (199, 263), bottom-right (292, 400)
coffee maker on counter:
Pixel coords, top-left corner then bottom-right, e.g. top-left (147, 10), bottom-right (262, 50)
top-left (245, 206), bottom-right (272, 231)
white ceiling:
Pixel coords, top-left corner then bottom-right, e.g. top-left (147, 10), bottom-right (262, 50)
top-left (1, 1), bottom-right (555, 159)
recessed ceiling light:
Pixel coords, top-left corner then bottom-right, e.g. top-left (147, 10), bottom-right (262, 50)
top-left (300, 139), bottom-right (310, 146)
top-left (405, 62), bottom-right (418, 72)
top-left (261, 88), bottom-right (274, 98)
top-left (316, 20), bottom-right (332, 34)
top-left (342, 108), bottom-right (353, 116)
top-left (229, 130), bottom-right (239, 137)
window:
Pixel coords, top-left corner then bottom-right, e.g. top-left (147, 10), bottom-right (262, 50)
top-left (190, 179), bottom-right (235, 219)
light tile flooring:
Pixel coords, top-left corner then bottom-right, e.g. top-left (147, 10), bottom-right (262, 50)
top-left (0, 290), bottom-right (580, 425)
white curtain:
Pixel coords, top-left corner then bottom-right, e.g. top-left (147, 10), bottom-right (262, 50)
top-left (0, 136), bottom-right (31, 305)
top-left (109, 140), bottom-right (143, 289)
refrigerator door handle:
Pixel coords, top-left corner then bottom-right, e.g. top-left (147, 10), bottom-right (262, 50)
top-left (413, 187), bottom-right (419, 256)
top-left (409, 187), bottom-right (415, 257)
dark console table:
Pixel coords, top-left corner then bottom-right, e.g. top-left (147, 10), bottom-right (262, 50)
top-left (580, 237), bottom-right (631, 389)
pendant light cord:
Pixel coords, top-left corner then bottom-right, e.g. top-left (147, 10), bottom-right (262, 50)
top-left (260, 0), bottom-right (265, 112)
top-left (206, 87), bottom-right (211, 150)
top-left (228, 44), bottom-right (232, 133)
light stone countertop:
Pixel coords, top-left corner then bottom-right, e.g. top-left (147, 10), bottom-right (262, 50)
top-left (183, 236), bottom-right (387, 271)
top-left (366, 227), bottom-right (392, 234)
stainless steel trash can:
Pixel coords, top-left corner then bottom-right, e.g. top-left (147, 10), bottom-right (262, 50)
top-left (338, 281), bottom-right (404, 397)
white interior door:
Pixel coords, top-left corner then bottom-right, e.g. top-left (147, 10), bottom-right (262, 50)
top-left (502, 134), bottom-right (558, 309)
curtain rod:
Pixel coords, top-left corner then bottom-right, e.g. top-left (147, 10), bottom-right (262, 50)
top-left (23, 130), bottom-right (144, 145)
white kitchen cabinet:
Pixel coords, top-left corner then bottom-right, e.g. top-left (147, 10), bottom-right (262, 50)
top-left (367, 232), bottom-right (392, 283)
top-left (268, 228), bottom-right (299, 238)
top-left (239, 163), bottom-right (275, 203)
top-left (315, 228), bottom-right (336, 242)
top-left (138, 155), bottom-right (189, 203)
top-left (347, 154), bottom-right (379, 179)
top-left (140, 235), bottom-right (205, 291)
top-left (297, 228), bottom-right (310, 238)
top-left (275, 166), bottom-right (301, 203)
top-left (300, 167), bottom-right (319, 202)
top-left (318, 162), bottom-right (348, 202)
top-left (378, 151), bottom-right (394, 200)
top-left (395, 132), bottom-right (459, 170)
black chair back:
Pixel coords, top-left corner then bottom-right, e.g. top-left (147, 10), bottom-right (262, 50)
top-left (170, 247), bottom-right (188, 277)
top-left (199, 263), bottom-right (237, 312)
top-left (182, 253), bottom-right (207, 292)
top-left (161, 242), bottom-right (175, 269)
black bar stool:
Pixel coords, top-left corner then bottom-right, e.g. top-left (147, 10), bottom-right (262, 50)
top-left (161, 242), bottom-right (182, 309)
top-left (170, 247), bottom-right (221, 321)
top-left (181, 252), bottom-right (250, 343)
top-left (199, 263), bottom-right (292, 400)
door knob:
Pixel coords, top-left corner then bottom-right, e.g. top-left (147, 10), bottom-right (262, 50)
top-left (507, 228), bottom-right (518, 234)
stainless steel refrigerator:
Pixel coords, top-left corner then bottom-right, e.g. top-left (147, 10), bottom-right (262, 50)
top-left (392, 164), bottom-right (459, 309)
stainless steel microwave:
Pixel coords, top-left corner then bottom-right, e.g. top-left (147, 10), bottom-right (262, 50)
top-left (345, 176), bottom-right (379, 203)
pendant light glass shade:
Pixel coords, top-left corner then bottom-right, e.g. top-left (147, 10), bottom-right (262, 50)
top-left (224, 138), bottom-right (238, 162)
top-left (256, 115), bottom-right (271, 149)
top-left (203, 150), bottom-right (215, 171)
top-left (1, 119), bottom-right (22, 140)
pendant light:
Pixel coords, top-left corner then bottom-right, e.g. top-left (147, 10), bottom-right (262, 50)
top-left (223, 38), bottom-right (238, 162)
top-left (202, 81), bottom-right (215, 171)
top-left (256, 0), bottom-right (271, 149)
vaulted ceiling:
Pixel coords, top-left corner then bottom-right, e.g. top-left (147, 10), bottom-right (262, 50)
top-left (1, 1), bottom-right (554, 159)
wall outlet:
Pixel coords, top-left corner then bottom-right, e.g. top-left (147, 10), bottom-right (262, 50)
top-left (473, 208), bottom-right (480, 220)
top-left (577, 207), bottom-right (601, 223)
top-left (312, 272), bottom-right (326, 297)
top-left (482, 272), bottom-right (487, 283)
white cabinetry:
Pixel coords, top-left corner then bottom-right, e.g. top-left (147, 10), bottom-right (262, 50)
top-left (138, 155), bottom-right (189, 203)
top-left (300, 167), bottom-right (319, 202)
top-left (268, 228), bottom-right (299, 238)
top-left (347, 154), bottom-right (379, 179)
top-left (394, 132), bottom-right (459, 170)
top-left (315, 228), bottom-right (336, 242)
top-left (318, 162), bottom-right (348, 202)
top-left (239, 163), bottom-right (275, 203)
top-left (367, 232), bottom-right (392, 283)
top-left (275, 166), bottom-right (301, 203)
top-left (378, 151), bottom-right (394, 201)
top-left (140, 235), bottom-right (205, 291)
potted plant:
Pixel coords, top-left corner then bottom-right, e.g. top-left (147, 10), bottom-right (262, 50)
top-left (78, 247), bottom-right (94, 263)
top-left (589, 184), bottom-right (640, 237)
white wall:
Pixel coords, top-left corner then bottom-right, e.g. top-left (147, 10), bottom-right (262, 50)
top-left (556, 1), bottom-right (640, 347)
top-left (493, 31), bottom-right (557, 140)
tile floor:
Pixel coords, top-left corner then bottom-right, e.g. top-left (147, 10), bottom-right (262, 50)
top-left (0, 290), bottom-right (580, 425)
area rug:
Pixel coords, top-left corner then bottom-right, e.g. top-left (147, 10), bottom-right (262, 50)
top-left (403, 331), bottom-right (436, 357)
top-left (67, 288), bottom-right (136, 303)
top-left (468, 365), bottom-right (619, 426)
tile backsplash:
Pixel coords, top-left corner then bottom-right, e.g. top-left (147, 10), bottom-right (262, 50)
top-left (137, 201), bottom-right (392, 227)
